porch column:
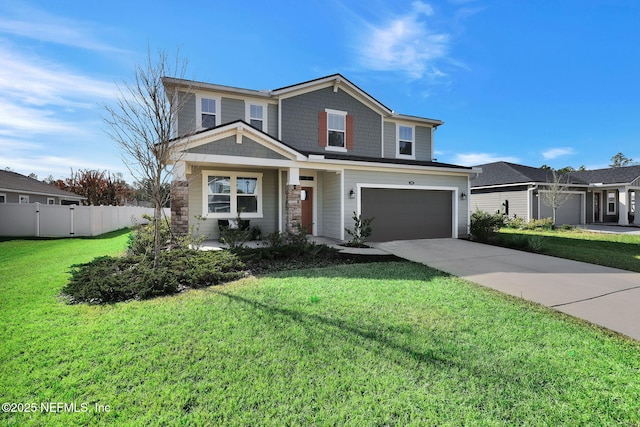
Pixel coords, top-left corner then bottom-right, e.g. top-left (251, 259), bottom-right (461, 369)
top-left (170, 161), bottom-right (189, 236)
top-left (618, 187), bottom-right (629, 226)
top-left (634, 190), bottom-right (640, 226)
top-left (285, 167), bottom-right (301, 233)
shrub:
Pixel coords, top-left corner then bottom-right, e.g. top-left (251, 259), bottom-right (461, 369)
top-left (345, 212), bottom-right (374, 247)
top-left (528, 218), bottom-right (554, 230)
top-left (62, 250), bottom-right (246, 304)
top-left (127, 214), bottom-right (171, 256)
top-left (527, 235), bottom-right (545, 252)
top-left (505, 216), bottom-right (527, 230)
top-left (470, 210), bottom-right (505, 242)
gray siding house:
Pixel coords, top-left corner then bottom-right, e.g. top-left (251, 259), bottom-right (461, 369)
top-left (0, 170), bottom-right (85, 205)
top-left (165, 74), bottom-right (479, 242)
top-left (471, 162), bottom-right (640, 226)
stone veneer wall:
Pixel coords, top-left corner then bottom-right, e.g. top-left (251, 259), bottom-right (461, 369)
top-left (285, 185), bottom-right (301, 233)
top-left (170, 180), bottom-right (189, 236)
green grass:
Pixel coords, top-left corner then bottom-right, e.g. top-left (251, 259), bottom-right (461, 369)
top-left (499, 227), bottom-right (640, 272)
top-left (2, 232), bottom-right (640, 426)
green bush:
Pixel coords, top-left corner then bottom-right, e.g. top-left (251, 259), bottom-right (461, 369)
top-left (470, 210), bottom-right (505, 242)
top-left (345, 211), bottom-right (374, 247)
top-left (63, 250), bottom-right (246, 304)
top-left (127, 214), bottom-right (171, 256)
top-left (504, 217), bottom-right (555, 231)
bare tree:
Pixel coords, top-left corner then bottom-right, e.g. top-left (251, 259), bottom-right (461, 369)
top-left (540, 169), bottom-right (573, 226)
top-left (103, 48), bottom-right (189, 268)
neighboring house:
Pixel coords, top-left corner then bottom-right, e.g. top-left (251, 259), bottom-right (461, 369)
top-left (470, 162), bottom-right (640, 226)
top-left (164, 74), bottom-right (479, 242)
top-left (0, 170), bottom-right (85, 205)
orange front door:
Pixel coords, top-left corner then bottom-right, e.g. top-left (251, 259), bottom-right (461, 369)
top-left (301, 186), bottom-right (313, 234)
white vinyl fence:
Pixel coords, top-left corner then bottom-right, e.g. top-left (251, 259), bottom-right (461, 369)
top-left (0, 203), bottom-right (170, 237)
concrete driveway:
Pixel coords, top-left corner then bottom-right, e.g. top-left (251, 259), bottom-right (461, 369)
top-left (372, 239), bottom-right (640, 342)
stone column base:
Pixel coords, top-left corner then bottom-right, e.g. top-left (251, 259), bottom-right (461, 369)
top-left (171, 180), bottom-right (189, 236)
top-left (285, 185), bottom-right (301, 233)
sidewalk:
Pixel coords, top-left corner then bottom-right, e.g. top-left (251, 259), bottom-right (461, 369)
top-left (372, 239), bottom-right (640, 341)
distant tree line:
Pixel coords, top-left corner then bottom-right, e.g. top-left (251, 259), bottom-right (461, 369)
top-left (541, 152), bottom-right (637, 172)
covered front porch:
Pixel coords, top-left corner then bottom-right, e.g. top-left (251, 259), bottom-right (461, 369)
top-left (588, 186), bottom-right (639, 226)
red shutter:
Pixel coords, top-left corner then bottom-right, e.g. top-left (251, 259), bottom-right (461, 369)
top-left (318, 111), bottom-right (328, 147)
top-left (345, 114), bottom-right (354, 150)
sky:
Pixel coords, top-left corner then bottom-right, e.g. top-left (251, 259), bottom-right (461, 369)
top-left (1, 0), bottom-right (639, 183)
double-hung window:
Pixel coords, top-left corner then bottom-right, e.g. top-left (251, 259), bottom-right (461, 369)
top-left (607, 191), bottom-right (617, 215)
top-left (327, 111), bottom-right (346, 148)
top-left (247, 103), bottom-right (265, 131)
top-left (200, 97), bottom-right (218, 129)
top-left (397, 125), bottom-right (415, 158)
top-left (204, 172), bottom-right (262, 218)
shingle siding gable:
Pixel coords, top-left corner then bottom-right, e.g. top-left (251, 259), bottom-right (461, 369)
top-left (280, 86), bottom-right (382, 157)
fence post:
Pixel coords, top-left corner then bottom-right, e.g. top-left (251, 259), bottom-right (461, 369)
top-left (35, 202), bottom-right (40, 237)
top-left (70, 205), bottom-right (75, 237)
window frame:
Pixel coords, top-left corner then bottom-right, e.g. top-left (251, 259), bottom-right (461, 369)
top-left (0, 193), bottom-right (5, 203)
top-left (246, 102), bottom-right (267, 132)
top-left (202, 171), bottom-right (263, 219)
top-left (196, 95), bottom-right (221, 130)
top-left (19, 195), bottom-right (29, 204)
top-left (47, 198), bottom-right (55, 205)
top-left (606, 190), bottom-right (617, 215)
top-left (325, 108), bottom-right (347, 152)
top-left (396, 124), bottom-right (415, 159)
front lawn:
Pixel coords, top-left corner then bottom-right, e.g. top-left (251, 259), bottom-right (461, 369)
top-left (499, 227), bottom-right (640, 272)
top-left (2, 232), bottom-right (640, 426)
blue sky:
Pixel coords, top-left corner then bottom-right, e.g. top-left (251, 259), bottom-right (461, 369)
top-left (1, 0), bottom-right (639, 182)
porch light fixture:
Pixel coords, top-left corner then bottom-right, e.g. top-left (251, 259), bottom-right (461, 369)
top-left (349, 189), bottom-right (356, 199)
top-left (460, 192), bottom-right (467, 200)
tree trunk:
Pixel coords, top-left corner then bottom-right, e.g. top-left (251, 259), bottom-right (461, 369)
top-left (154, 203), bottom-right (161, 269)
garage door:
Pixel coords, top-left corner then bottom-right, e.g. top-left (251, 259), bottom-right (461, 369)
top-left (361, 188), bottom-right (453, 241)
top-left (540, 194), bottom-right (582, 225)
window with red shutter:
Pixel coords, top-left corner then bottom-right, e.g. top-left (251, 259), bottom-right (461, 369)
top-left (318, 111), bottom-right (328, 147)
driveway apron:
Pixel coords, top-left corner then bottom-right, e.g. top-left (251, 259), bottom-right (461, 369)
top-left (373, 239), bottom-right (640, 342)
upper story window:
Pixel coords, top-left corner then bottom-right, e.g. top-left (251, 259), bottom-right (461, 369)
top-left (319, 109), bottom-right (353, 152)
top-left (198, 96), bottom-right (219, 129)
top-left (247, 103), bottom-right (266, 131)
top-left (397, 125), bottom-right (415, 158)
top-left (328, 111), bottom-right (346, 148)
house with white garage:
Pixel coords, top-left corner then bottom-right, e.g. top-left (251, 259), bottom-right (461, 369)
top-left (470, 162), bottom-right (640, 226)
top-left (164, 74), bottom-right (479, 242)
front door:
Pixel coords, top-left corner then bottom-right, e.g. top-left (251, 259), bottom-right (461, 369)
top-left (594, 192), bottom-right (601, 222)
top-left (301, 186), bottom-right (313, 234)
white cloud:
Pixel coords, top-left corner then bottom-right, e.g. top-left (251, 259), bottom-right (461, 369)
top-left (357, 1), bottom-right (451, 79)
top-left (0, 44), bottom-right (117, 138)
top-left (453, 152), bottom-right (520, 166)
top-left (0, 3), bottom-right (127, 53)
top-left (542, 147), bottom-right (576, 160)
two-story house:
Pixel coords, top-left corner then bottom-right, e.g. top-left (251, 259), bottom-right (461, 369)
top-left (164, 74), bottom-right (479, 242)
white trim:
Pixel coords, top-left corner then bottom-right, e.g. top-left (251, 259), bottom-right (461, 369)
top-left (340, 170), bottom-right (345, 241)
top-left (47, 197), bottom-right (55, 205)
top-left (19, 194), bottom-right (29, 204)
top-left (201, 171), bottom-right (263, 219)
top-left (396, 124), bottom-right (415, 160)
top-left (356, 183), bottom-right (459, 239)
top-left (196, 94), bottom-right (221, 130)
top-left (245, 101), bottom-right (267, 133)
top-left (0, 193), bottom-right (5, 203)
